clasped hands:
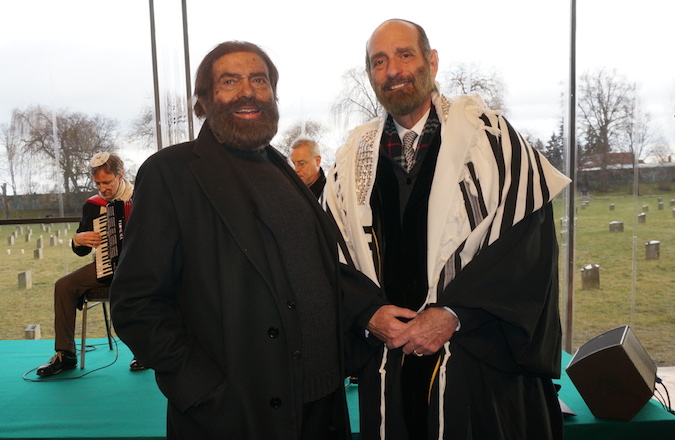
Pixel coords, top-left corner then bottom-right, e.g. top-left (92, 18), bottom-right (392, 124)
top-left (366, 305), bottom-right (458, 356)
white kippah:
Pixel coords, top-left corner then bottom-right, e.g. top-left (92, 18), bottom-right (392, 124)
top-left (90, 152), bottom-right (111, 167)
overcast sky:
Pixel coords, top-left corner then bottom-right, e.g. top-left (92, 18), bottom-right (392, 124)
top-left (1, 0), bottom-right (673, 169)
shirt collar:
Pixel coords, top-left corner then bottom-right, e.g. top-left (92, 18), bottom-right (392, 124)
top-left (393, 108), bottom-right (431, 141)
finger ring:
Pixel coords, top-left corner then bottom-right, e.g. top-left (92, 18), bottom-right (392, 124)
top-left (413, 350), bottom-right (423, 357)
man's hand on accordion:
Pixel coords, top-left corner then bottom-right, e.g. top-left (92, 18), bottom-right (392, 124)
top-left (73, 231), bottom-right (102, 248)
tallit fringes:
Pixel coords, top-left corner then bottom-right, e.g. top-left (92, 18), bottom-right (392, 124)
top-left (478, 109), bottom-right (503, 138)
top-left (437, 343), bottom-right (452, 440)
top-left (378, 346), bottom-right (389, 440)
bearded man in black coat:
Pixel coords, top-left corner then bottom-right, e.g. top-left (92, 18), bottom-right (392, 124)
top-left (111, 41), bottom-right (398, 440)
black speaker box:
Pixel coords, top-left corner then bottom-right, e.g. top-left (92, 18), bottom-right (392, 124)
top-left (566, 325), bottom-right (656, 420)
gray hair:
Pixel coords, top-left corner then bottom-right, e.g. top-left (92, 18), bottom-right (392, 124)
top-left (291, 138), bottom-right (320, 157)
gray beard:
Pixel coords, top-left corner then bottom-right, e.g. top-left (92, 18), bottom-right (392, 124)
top-left (372, 63), bottom-right (435, 118)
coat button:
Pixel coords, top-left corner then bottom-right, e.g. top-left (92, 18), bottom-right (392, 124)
top-left (286, 301), bottom-right (296, 309)
top-left (270, 397), bottom-right (282, 408)
top-left (268, 327), bottom-right (280, 338)
top-left (292, 350), bottom-right (301, 359)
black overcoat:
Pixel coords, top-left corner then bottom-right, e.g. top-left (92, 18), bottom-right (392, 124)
top-left (111, 122), bottom-right (381, 439)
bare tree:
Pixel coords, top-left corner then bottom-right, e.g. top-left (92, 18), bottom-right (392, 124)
top-left (622, 108), bottom-right (664, 165)
top-left (276, 119), bottom-right (329, 157)
top-left (1, 183), bottom-right (9, 219)
top-left (0, 110), bottom-right (22, 195)
top-left (577, 68), bottom-right (635, 191)
top-left (14, 105), bottom-right (119, 207)
top-left (331, 67), bottom-right (382, 131)
top-left (649, 141), bottom-right (673, 164)
top-left (128, 105), bottom-right (156, 150)
top-left (441, 62), bottom-right (506, 112)
top-left (128, 92), bottom-right (197, 151)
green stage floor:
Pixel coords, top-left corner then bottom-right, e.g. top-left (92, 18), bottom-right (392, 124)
top-left (0, 338), bottom-right (166, 439)
top-left (1, 339), bottom-right (673, 439)
top-left (0, 338), bottom-right (361, 440)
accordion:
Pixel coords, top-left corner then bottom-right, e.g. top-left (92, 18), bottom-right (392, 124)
top-left (93, 200), bottom-right (132, 282)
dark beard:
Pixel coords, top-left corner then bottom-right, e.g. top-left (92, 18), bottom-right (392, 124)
top-left (208, 96), bottom-right (279, 151)
top-left (372, 62), bottom-right (435, 117)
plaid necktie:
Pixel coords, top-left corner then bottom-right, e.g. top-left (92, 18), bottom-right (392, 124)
top-left (402, 130), bottom-right (418, 172)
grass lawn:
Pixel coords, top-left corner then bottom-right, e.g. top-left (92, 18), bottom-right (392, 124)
top-left (561, 190), bottom-right (675, 366)
top-left (0, 221), bottom-right (111, 352)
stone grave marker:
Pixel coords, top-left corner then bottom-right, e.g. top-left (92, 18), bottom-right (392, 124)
top-left (18, 271), bottom-right (32, 290)
top-left (609, 221), bottom-right (624, 232)
top-left (581, 264), bottom-right (600, 290)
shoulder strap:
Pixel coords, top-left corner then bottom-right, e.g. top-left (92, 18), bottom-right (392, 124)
top-left (86, 194), bottom-right (108, 206)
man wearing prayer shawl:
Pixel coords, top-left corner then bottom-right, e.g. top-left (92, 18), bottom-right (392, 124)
top-left (324, 19), bottom-right (571, 439)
